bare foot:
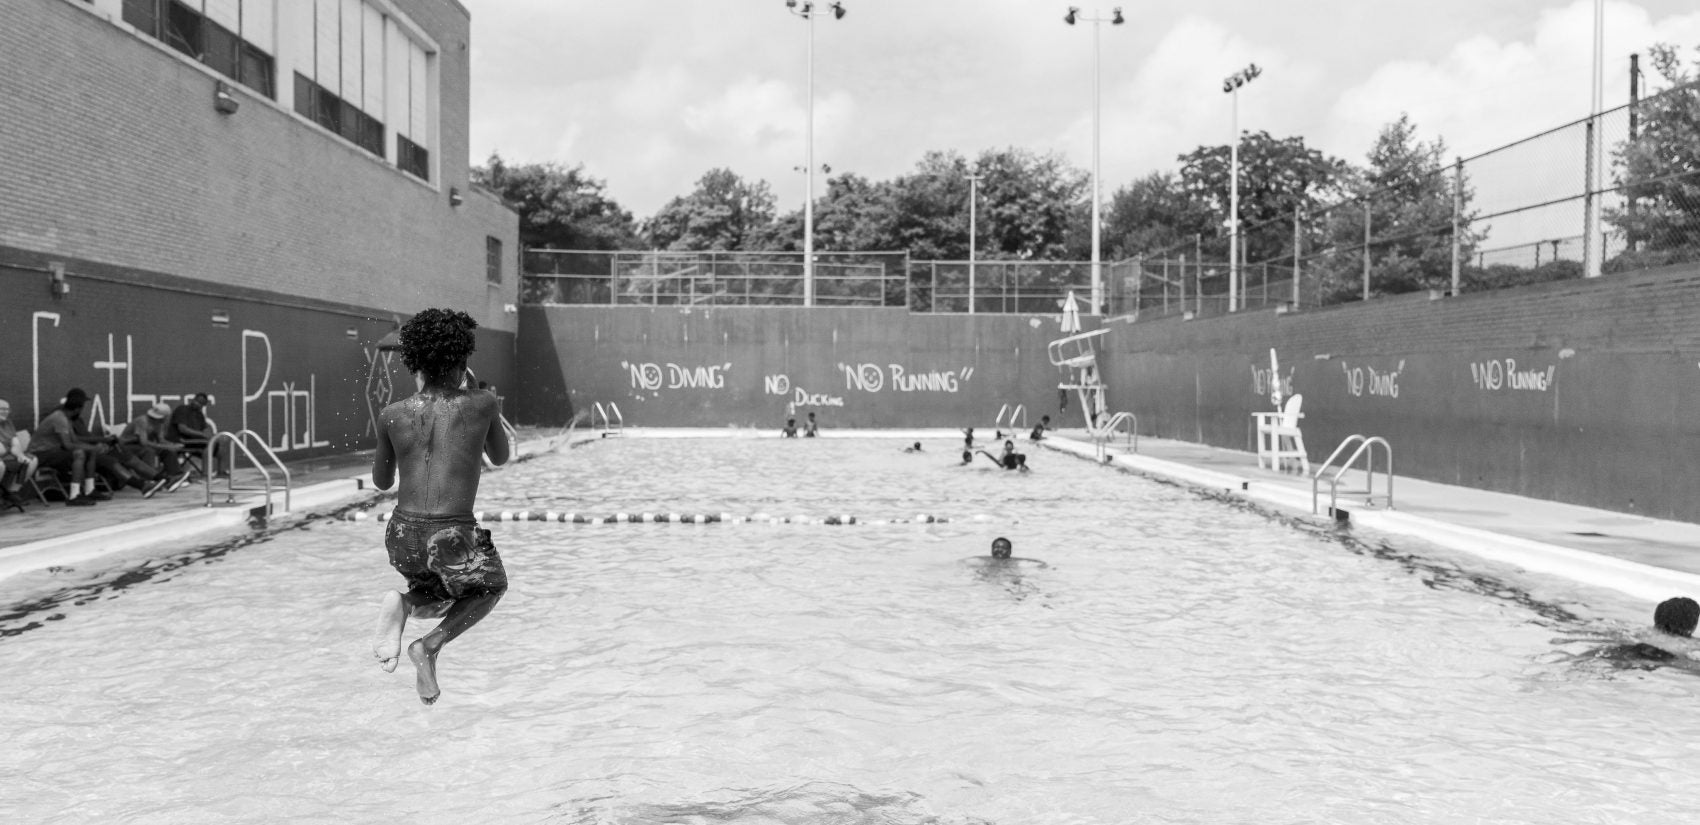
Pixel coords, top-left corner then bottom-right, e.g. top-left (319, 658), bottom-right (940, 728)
top-left (408, 638), bottom-right (441, 705)
top-left (372, 591), bottom-right (407, 672)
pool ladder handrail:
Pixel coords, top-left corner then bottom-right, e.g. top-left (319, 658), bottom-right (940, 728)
top-left (204, 429), bottom-right (292, 514)
top-left (994, 403), bottom-right (1027, 434)
top-left (592, 402), bottom-right (624, 437)
top-left (1311, 434), bottom-right (1393, 517)
top-left (1094, 411), bottom-right (1138, 460)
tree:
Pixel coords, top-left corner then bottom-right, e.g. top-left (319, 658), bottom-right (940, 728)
top-left (974, 147), bottom-right (1090, 261)
top-left (644, 168), bottom-right (777, 251)
top-left (1315, 114), bottom-right (1479, 300)
top-left (1607, 43), bottom-right (1700, 270)
top-left (1102, 172), bottom-right (1216, 259)
top-left (1177, 131), bottom-right (1352, 263)
top-left (471, 153), bottom-right (639, 250)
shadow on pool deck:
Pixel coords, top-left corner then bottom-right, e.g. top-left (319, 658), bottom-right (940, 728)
top-left (1037, 427), bottom-right (1700, 585)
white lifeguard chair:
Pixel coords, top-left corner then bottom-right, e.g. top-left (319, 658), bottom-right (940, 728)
top-left (1048, 328), bottom-right (1109, 433)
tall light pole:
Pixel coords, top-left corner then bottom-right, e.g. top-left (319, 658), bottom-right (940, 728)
top-left (965, 170), bottom-right (982, 313)
top-left (1064, 6), bottom-right (1125, 316)
top-left (785, 0), bottom-right (846, 307)
top-left (1222, 62), bottom-right (1261, 312)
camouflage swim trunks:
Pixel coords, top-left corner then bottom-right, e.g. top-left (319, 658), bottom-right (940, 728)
top-left (385, 509), bottom-right (508, 602)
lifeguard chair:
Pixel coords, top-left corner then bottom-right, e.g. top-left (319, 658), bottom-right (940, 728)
top-left (1048, 328), bottom-right (1109, 433)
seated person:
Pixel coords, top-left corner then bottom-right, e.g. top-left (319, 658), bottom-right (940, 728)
top-left (28, 389), bottom-right (108, 505)
top-left (781, 418), bottom-right (798, 438)
top-left (122, 402), bottom-right (193, 492)
top-left (62, 389), bottom-right (164, 497)
top-left (1030, 415), bottom-right (1052, 441)
top-left (168, 392), bottom-right (225, 477)
top-left (0, 398), bottom-right (32, 508)
top-left (803, 412), bottom-right (819, 437)
top-left (903, 442), bottom-right (923, 453)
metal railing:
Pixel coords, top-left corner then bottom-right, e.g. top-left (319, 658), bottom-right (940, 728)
top-left (1095, 411), bottom-right (1139, 460)
top-left (994, 403), bottom-right (1027, 434)
top-left (592, 402), bottom-right (624, 438)
top-left (203, 429), bottom-right (291, 514)
top-left (1311, 434), bottom-right (1393, 517)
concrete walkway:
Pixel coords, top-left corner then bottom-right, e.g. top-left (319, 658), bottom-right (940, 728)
top-left (4, 426), bottom-right (1699, 609)
top-left (1036, 428), bottom-right (1700, 605)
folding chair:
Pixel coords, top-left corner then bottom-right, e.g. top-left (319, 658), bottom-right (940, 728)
top-left (27, 468), bottom-right (69, 504)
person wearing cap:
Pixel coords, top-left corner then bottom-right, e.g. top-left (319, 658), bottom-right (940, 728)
top-left (60, 389), bottom-right (165, 498)
top-left (28, 389), bottom-right (108, 505)
top-left (122, 402), bottom-right (192, 493)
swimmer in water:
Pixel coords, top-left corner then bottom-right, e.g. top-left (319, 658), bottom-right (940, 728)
top-left (965, 536), bottom-right (1047, 568)
top-left (803, 412), bottom-right (819, 437)
top-left (975, 440), bottom-right (1029, 471)
top-left (1564, 596), bottom-right (1700, 671)
top-left (370, 308), bottom-right (511, 705)
top-left (962, 427), bottom-right (974, 449)
top-left (965, 538), bottom-right (1049, 603)
top-left (1030, 415), bottom-right (1051, 441)
top-left (903, 442), bottom-right (923, 453)
top-left (781, 418), bottom-right (798, 438)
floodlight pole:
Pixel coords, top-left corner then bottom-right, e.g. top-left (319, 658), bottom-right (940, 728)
top-left (1064, 6), bottom-right (1123, 316)
top-left (966, 171), bottom-right (982, 314)
top-left (787, 1), bottom-right (846, 306)
top-left (1224, 63), bottom-right (1261, 312)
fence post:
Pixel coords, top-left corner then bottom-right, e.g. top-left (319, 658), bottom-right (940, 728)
top-left (1178, 254), bottom-right (1186, 314)
top-left (1292, 206), bottom-right (1301, 309)
top-left (931, 262), bottom-right (938, 313)
top-left (1583, 118), bottom-right (1602, 278)
top-left (1451, 156), bottom-right (1463, 296)
top-left (1361, 198), bottom-right (1371, 302)
top-left (1163, 258), bottom-right (1170, 314)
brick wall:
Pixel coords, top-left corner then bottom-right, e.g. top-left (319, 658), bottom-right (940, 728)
top-left (0, 0), bottom-right (518, 334)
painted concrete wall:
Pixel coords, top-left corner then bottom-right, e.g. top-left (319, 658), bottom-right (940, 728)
top-left (515, 306), bottom-right (1087, 430)
top-left (1099, 265), bottom-right (1700, 522)
top-left (1, 258), bottom-right (515, 459)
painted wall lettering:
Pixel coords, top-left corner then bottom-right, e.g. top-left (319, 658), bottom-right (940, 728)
top-left (838, 363), bottom-right (974, 393)
top-left (1470, 358), bottom-right (1556, 392)
top-left (623, 361), bottom-right (732, 391)
top-left (764, 374), bottom-right (791, 395)
top-left (1341, 360), bottom-right (1404, 398)
top-left (1251, 366), bottom-right (1294, 400)
top-left (793, 388), bottom-right (845, 408)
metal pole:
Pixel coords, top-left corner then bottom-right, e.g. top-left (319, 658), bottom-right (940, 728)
top-left (1584, 0), bottom-right (1604, 278)
top-left (1229, 87), bottom-right (1239, 313)
top-left (1292, 205), bottom-right (1301, 309)
top-left (1451, 157), bottom-right (1463, 295)
top-left (967, 173), bottom-right (980, 314)
top-left (803, 7), bottom-right (817, 305)
top-left (1090, 16), bottom-right (1103, 315)
top-left (1629, 52), bottom-right (1640, 251)
top-left (1362, 197), bottom-right (1371, 302)
top-left (1194, 233), bottom-right (1202, 315)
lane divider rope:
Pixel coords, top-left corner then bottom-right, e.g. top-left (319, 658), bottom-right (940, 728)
top-left (346, 510), bottom-right (990, 525)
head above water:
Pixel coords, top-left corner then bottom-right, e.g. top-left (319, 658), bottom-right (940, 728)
top-left (787, 418), bottom-right (795, 425)
top-left (1041, 415), bottom-right (1051, 424)
top-left (912, 442), bottom-right (922, 451)
top-left (990, 537), bottom-right (1012, 559)
top-left (1654, 596), bottom-right (1700, 636)
top-left (399, 308), bottom-right (479, 385)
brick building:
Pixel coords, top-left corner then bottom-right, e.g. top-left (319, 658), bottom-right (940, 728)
top-left (0, 0), bottom-right (518, 458)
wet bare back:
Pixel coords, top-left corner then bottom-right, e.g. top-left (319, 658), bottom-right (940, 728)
top-left (374, 387), bottom-right (508, 516)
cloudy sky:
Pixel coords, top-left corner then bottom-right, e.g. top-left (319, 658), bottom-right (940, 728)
top-left (466, 0), bottom-right (1700, 221)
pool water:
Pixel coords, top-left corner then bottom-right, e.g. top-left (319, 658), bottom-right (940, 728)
top-left (1, 437), bottom-right (1697, 824)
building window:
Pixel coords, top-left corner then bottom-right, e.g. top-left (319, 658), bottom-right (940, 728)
top-left (292, 0), bottom-right (389, 159)
top-left (486, 237), bottom-right (504, 285)
top-left (123, 0), bottom-right (276, 98)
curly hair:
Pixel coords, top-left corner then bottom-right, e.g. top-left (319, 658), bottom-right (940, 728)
top-left (399, 308), bottom-right (479, 382)
top-left (1655, 596), bottom-right (1700, 636)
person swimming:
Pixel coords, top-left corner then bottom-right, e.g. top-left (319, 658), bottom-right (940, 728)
top-left (781, 418), bottom-right (798, 438)
top-left (1565, 596), bottom-right (1700, 671)
top-left (1030, 415), bottom-right (1051, 441)
top-left (903, 442), bottom-right (923, 453)
top-left (974, 440), bottom-right (1028, 471)
top-left (962, 427), bottom-right (975, 449)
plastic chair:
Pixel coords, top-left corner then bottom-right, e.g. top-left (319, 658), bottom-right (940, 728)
top-left (1268, 394), bottom-right (1309, 474)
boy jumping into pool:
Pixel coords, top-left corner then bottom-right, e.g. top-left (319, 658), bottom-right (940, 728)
top-left (370, 308), bottom-right (511, 705)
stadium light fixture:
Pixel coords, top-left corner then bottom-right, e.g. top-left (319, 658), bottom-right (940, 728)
top-left (1062, 6), bottom-right (1126, 315)
top-left (1222, 62), bottom-right (1262, 312)
top-left (784, 0), bottom-right (848, 307)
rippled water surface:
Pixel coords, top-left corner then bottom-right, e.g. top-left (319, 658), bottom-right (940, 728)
top-left (2, 437), bottom-right (1698, 824)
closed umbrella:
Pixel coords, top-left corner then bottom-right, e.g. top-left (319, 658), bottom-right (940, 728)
top-left (1269, 348), bottom-right (1283, 408)
top-left (1060, 290), bottom-right (1082, 334)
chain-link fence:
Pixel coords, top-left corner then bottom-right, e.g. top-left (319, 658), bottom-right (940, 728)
top-left (522, 250), bottom-right (910, 307)
top-left (1122, 83), bottom-right (1700, 319)
top-left (910, 260), bottom-right (1095, 314)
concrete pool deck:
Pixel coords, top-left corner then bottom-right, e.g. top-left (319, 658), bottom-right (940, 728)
top-left (2, 427), bottom-right (1698, 606)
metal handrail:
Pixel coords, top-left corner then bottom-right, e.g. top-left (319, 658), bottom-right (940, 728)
top-left (1311, 434), bottom-right (1393, 516)
top-left (1046, 328), bottom-right (1109, 368)
top-left (1095, 411), bottom-right (1138, 460)
top-left (994, 403), bottom-right (1027, 434)
top-left (203, 429), bottom-right (291, 513)
top-left (592, 402), bottom-right (624, 437)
